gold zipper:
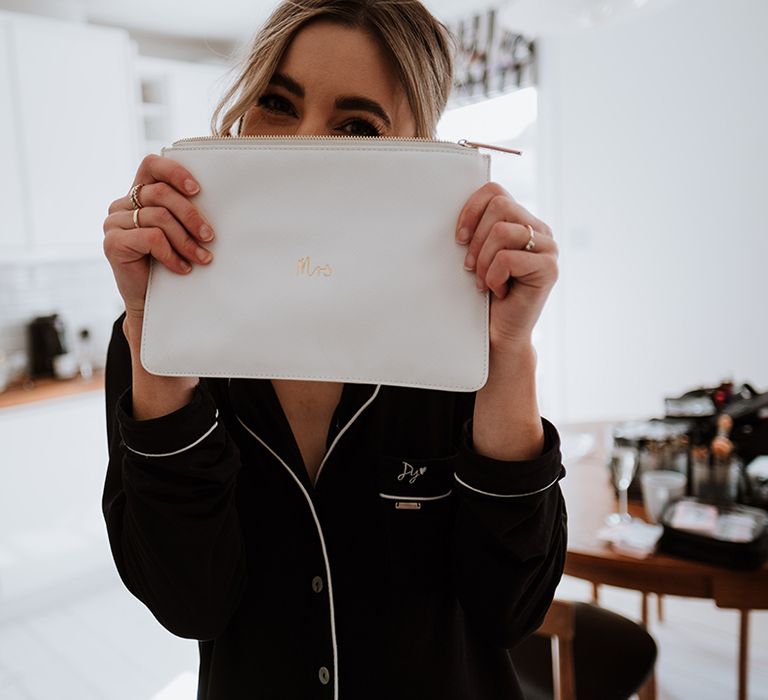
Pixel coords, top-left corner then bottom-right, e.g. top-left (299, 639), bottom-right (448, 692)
top-left (458, 140), bottom-right (522, 156)
top-left (170, 134), bottom-right (522, 155)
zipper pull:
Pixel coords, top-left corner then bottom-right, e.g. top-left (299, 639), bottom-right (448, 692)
top-left (458, 139), bottom-right (522, 156)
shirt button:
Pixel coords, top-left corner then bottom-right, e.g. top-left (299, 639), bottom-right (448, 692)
top-left (312, 576), bottom-right (324, 593)
top-left (318, 666), bottom-right (330, 685)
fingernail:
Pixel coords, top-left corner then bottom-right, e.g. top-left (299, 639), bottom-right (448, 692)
top-left (181, 261), bottom-right (192, 273)
top-left (464, 253), bottom-right (475, 270)
top-left (185, 179), bottom-right (200, 194)
top-left (200, 225), bottom-right (214, 241)
top-left (196, 248), bottom-right (212, 263)
top-left (476, 279), bottom-right (485, 292)
top-left (457, 227), bottom-right (470, 244)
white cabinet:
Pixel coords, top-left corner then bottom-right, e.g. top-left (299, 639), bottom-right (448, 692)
top-left (0, 19), bottom-right (27, 255)
top-left (0, 11), bottom-right (229, 261)
top-left (136, 56), bottom-right (229, 155)
top-left (6, 13), bottom-right (138, 259)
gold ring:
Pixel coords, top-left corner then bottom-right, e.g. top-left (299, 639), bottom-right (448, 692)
top-left (133, 208), bottom-right (140, 228)
top-left (130, 183), bottom-right (145, 210)
top-left (524, 224), bottom-right (536, 251)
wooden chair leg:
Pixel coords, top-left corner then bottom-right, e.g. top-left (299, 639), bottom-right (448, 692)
top-left (738, 609), bottom-right (750, 700)
top-left (637, 592), bottom-right (657, 699)
top-left (537, 600), bottom-right (577, 700)
top-left (656, 594), bottom-right (664, 623)
top-left (552, 635), bottom-right (576, 700)
top-left (637, 669), bottom-right (657, 700)
top-left (591, 581), bottom-right (600, 605)
top-left (641, 591), bottom-right (649, 627)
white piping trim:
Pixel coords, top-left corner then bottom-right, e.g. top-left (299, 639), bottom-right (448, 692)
top-left (235, 413), bottom-right (340, 699)
top-left (123, 410), bottom-right (219, 458)
top-left (453, 472), bottom-right (559, 498)
top-left (230, 382), bottom-right (380, 700)
top-left (314, 385), bottom-right (381, 487)
top-left (378, 490), bottom-right (453, 501)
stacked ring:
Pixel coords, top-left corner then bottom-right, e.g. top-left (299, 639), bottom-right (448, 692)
top-left (130, 183), bottom-right (145, 210)
top-left (133, 208), bottom-right (141, 229)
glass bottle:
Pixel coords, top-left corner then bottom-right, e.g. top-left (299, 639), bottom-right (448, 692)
top-left (711, 414), bottom-right (737, 504)
top-left (77, 328), bottom-right (93, 380)
top-left (691, 445), bottom-right (711, 500)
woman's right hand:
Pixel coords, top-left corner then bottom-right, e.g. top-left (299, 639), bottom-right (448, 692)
top-left (103, 154), bottom-right (215, 321)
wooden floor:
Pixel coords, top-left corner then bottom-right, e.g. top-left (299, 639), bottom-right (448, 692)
top-left (0, 569), bottom-right (766, 699)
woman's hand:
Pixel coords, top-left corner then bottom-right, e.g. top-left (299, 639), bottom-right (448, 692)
top-left (455, 182), bottom-right (559, 351)
top-left (103, 154), bottom-right (216, 321)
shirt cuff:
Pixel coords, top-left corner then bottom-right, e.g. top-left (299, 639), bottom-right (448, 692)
top-left (116, 382), bottom-right (219, 459)
top-left (453, 417), bottom-right (565, 498)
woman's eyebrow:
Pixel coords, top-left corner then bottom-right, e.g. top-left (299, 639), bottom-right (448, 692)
top-left (269, 72), bottom-right (304, 97)
top-left (335, 96), bottom-right (391, 128)
top-left (268, 72), bottom-right (392, 128)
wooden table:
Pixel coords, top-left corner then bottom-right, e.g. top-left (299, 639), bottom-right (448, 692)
top-left (561, 422), bottom-right (768, 700)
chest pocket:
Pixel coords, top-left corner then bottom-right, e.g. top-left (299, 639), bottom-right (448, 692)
top-left (376, 453), bottom-right (457, 591)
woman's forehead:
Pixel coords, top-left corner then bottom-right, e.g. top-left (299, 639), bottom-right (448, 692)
top-left (276, 20), bottom-right (403, 101)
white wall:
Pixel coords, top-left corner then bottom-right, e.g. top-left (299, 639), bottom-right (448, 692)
top-left (0, 260), bottom-right (123, 370)
top-left (536, 0), bottom-right (768, 423)
top-left (437, 91), bottom-right (562, 417)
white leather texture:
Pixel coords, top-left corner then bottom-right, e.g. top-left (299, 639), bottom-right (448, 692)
top-left (141, 137), bottom-right (490, 392)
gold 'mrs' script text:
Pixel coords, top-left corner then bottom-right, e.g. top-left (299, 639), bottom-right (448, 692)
top-left (297, 256), bottom-right (333, 277)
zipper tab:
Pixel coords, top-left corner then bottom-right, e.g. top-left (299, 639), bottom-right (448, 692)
top-left (458, 139), bottom-right (523, 156)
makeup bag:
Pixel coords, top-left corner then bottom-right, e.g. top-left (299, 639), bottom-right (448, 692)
top-left (140, 136), bottom-right (492, 391)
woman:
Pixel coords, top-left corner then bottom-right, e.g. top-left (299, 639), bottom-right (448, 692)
top-left (101, 1), bottom-right (566, 698)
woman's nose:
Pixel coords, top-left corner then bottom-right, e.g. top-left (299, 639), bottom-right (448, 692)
top-left (294, 117), bottom-right (335, 137)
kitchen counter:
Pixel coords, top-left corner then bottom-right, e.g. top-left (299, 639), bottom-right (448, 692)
top-left (0, 371), bottom-right (105, 410)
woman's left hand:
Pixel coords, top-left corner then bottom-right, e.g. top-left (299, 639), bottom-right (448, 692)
top-left (456, 182), bottom-right (559, 351)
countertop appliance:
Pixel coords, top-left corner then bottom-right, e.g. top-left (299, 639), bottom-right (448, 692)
top-left (28, 314), bottom-right (67, 378)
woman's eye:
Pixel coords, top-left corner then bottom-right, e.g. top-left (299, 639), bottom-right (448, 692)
top-left (339, 120), bottom-right (383, 137)
top-left (257, 94), bottom-right (295, 116)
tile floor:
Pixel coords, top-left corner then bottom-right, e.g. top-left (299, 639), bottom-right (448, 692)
top-left (0, 569), bottom-right (766, 699)
top-left (0, 568), bottom-right (197, 700)
top-left (0, 426), bottom-right (764, 699)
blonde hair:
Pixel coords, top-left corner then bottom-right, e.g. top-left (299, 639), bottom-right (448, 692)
top-left (210, 0), bottom-right (455, 139)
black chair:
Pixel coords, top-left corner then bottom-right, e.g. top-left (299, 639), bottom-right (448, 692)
top-left (509, 600), bottom-right (657, 700)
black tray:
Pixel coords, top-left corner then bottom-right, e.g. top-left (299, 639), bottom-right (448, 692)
top-left (659, 498), bottom-right (768, 570)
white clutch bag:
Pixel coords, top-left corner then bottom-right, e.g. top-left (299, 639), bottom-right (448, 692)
top-left (141, 136), bottom-right (491, 392)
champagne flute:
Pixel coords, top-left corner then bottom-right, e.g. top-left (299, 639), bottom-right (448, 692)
top-left (606, 445), bottom-right (639, 526)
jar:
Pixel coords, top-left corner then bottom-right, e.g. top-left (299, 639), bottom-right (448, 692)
top-left (612, 419), bottom-right (692, 500)
top-left (712, 455), bottom-right (741, 505)
top-left (691, 446), bottom-right (712, 500)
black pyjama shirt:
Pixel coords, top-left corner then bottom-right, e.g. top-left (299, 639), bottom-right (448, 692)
top-left (102, 315), bottom-right (567, 699)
